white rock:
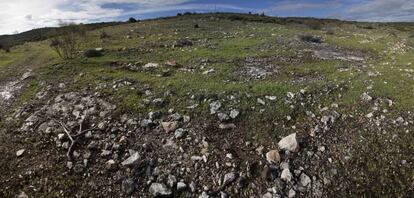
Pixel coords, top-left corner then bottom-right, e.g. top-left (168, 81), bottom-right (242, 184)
top-left (177, 182), bottom-right (187, 191)
top-left (149, 183), bottom-right (172, 197)
top-left (265, 96), bottom-right (277, 101)
top-left (229, 109), bottom-right (240, 119)
top-left (209, 101), bottom-right (222, 114)
top-left (278, 133), bottom-right (298, 152)
top-left (121, 152), bottom-right (140, 166)
top-left (143, 63), bottom-right (159, 68)
top-left (281, 168), bottom-right (292, 182)
top-left (288, 189), bottom-right (296, 198)
top-left (257, 98), bottom-right (266, 105)
top-left (361, 93), bottom-right (372, 102)
top-left (16, 149), bottom-right (25, 157)
top-left (223, 172), bottom-right (236, 184)
top-left (300, 173), bottom-right (311, 187)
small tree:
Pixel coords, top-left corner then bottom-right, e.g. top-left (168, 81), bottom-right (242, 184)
top-left (50, 23), bottom-right (85, 59)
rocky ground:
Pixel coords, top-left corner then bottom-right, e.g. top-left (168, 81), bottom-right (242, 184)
top-left (0, 13), bottom-right (413, 197)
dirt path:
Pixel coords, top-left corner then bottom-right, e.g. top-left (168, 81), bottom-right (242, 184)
top-left (0, 48), bottom-right (52, 117)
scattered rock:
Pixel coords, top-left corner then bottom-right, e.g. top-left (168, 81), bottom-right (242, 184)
top-left (16, 149), bottom-right (25, 157)
top-left (218, 123), bottom-right (236, 129)
top-left (300, 173), bottom-right (311, 187)
top-left (288, 189), bottom-right (296, 198)
top-left (167, 175), bottom-right (177, 188)
top-left (121, 178), bottom-right (135, 194)
top-left (121, 152), bottom-right (140, 166)
top-left (281, 168), bottom-right (292, 182)
top-left (278, 133), bottom-right (299, 152)
top-left (223, 172), bottom-right (237, 186)
top-left (229, 109), bottom-right (240, 119)
top-left (162, 121), bottom-right (179, 133)
top-left (143, 63), bottom-right (159, 69)
top-left (210, 101), bottom-right (222, 114)
top-left (174, 128), bottom-right (186, 139)
top-left (149, 183), bottom-right (172, 197)
top-left (217, 112), bottom-right (230, 122)
top-left (257, 98), bottom-right (266, 105)
top-left (266, 150), bottom-right (280, 164)
top-left (177, 182), bottom-right (187, 191)
top-left (361, 93), bottom-right (373, 102)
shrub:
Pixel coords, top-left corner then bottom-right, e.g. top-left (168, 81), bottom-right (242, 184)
top-left (299, 34), bottom-right (323, 43)
top-left (0, 41), bottom-right (11, 52)
top-left (128, 17), bottom-right (137, 23)
top-left (84, 49), bottom-right (103, 57)
top-left (305, 20), bottom-right (324, 30)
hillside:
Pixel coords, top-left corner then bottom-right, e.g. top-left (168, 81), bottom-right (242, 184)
top-left (0, 13), bottom-right (413, 197)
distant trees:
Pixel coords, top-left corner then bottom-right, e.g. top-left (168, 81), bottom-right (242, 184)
top-left (50, 22), bottom-right (85, 59)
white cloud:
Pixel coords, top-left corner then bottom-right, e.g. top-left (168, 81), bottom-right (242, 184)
top-left (345, 0), bottom-right (414, 22)
top-left (0, 0), bottom-right (197, 35)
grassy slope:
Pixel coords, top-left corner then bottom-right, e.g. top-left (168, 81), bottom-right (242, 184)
top-left (1, 14), bottom-right (413, 196)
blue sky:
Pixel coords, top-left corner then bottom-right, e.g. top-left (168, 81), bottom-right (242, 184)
top-left (1, 0), bottom-right (414, 35)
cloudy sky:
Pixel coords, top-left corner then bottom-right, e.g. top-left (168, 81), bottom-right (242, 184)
top-left (0, 0), bottom-right (413, 35)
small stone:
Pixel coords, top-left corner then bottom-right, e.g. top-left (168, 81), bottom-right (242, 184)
top-left (105, 159), bottom-right (117, 170)
top-left (149, 183), bottom-right (172, 197)
top-left (281, 168), bottom-right (292, 182)
top-left (121, 178), bottom-right (135, 194)
top-left (223, 172), bottom-right (237, 185)
top-left (218, 123), bottom-right (236, 129)
top-left (266, 150), bottom-right (280, 164)
top-left (288, 189), bottom-right (296, 198)
top-left (265, 96), bottom-right (277, 101)
top-left (361, 93), bottom-right (372, 102)
top-left (62, 142), bottom-right (69, 149)
top-left (210, 101), bottom-right (222, 114)
top-left (16, 149), bottom-right (25, 157)
top-left (174, 128), bottom-right (186, 139)
top-left (17, 191), bottom-right (28, 198)
top-left (220, 191), bottom-right (228, 198)
top-left (144, 63), bottom-right (159, 68)
top-left (177, 182), bottom-right (187, 191)
top-left (167, 175), bottom-right (177, 188)
top-left (121, 152), bottom-right (140, 166)
top-left (58, 133), bottom-right (65, 140)
top-left (217, 112), bottom-right (230, 122)
top-left (300, 173), bottom-right (311, 187)
top-left (229, 109), bottom-right (240, 119)
top-left (262, 192), bottom-right (273, 198)
top-left (257, 98), bottom-right (266, 105)
top-left (278, 133), bottom-right (298, 152)
top-left (190, 181), bottom-right (197, 192)
top-left (199, 191), bottom-right (210, 198)
top-left (226, 153), bottom-right (233, 159)
top-left (162, 121), bottom-right (178, 133)
top-left (141, 119), bottom-right (153, 127)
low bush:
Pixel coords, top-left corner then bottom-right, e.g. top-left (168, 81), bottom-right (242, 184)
top-left (299, 34), bottom-right (323, 43)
